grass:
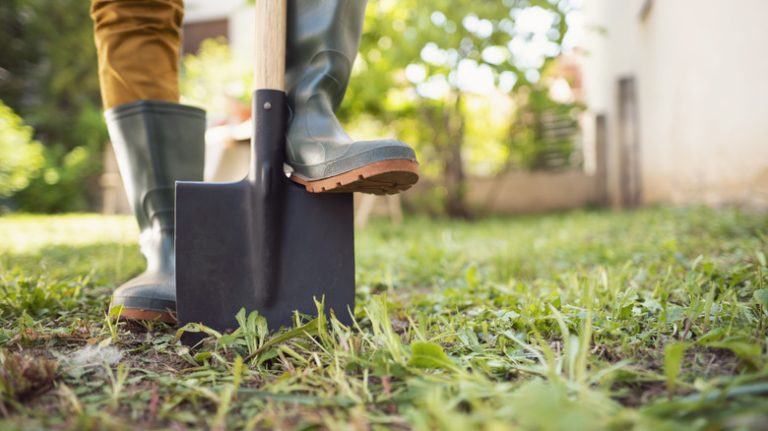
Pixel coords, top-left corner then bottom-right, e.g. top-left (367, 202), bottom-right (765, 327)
top-left (1, 207), bottom-right (767, 430)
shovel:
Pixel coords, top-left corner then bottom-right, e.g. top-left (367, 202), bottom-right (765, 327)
top-left (175, 0), bottom-right (355, 342)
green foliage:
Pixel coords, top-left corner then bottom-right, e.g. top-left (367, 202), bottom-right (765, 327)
top-left (664, 342), bottom-right (689, 396)
top-left (13, 144), bottom-right (100, 213)
top-left (343, 0), bottom-right (574, 215)
top-left (180, 38), bottom-right (253, 120)
top-left (2, 208), bottom-right (768, 428)
top-left (0, 0), bottom-right (106, 212)
top-left (506, 379), bottom-right (618, 430)
top-left (754, 289), bottom-right (768, 308)
top-left (178, 3), bottom-right (579, 216)
top-left (408, 341), bottom-right (460, 371)
top-left (0, 102), bottom-right (44, 200)
top-left (0, 276), bottom-right (86, 319)
top-left (507, 81), bottom-right (584, 170)
top-left (0, 0), bottom-right (41, 111)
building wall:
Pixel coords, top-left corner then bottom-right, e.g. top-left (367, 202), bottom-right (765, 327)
top-left (579, 0), bottom-right (768, 208)
top-left (184, 0), bottom-right (254, 62)
top-left (184, 0), bottom-right (244, 23)
top-left (466, 171), bottom-right (598, 214)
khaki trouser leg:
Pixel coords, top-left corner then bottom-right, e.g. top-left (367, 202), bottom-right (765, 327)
top-left (91, 0), bottom-right (184, 109)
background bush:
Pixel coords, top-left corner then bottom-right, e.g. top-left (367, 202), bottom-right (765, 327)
top-left (0, 101), bottom-right (44, 204)
top-left (0, 0), bottom-right (105, 212)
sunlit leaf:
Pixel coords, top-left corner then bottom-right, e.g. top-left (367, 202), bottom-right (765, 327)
top-left (408, 341), bottom-right (458, 372)
top-left (753, 289), bottom-right (768, 308)
top-left (664, 342), bottom-right (690, 395)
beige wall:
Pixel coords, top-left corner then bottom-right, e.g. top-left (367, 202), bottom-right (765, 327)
top-left (466, 172), bottom-right (598, 214)
top-left (579, 0), bottom-right (768, 208)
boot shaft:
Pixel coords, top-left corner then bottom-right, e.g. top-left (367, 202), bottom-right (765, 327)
top-left (286, 0), bottom-right (368, 112)
top-left (282, 0), bottom-right (418, 194)
top-left (105, 101), bottom-right (205, 233)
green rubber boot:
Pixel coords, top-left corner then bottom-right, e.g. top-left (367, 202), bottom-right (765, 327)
top-left (285, 0), bottom-right (419, 195)
top-left (105, 101), bottom-right (205, 323)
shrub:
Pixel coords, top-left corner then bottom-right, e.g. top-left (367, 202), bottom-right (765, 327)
top-left (0, 101), bottom-right (44, 200)
top-left (181, 38), bottom-right (252, 123)
top-left (1, 0), bottom-right (106, 213)
top-left (13, 144), bottom-right (99, 213)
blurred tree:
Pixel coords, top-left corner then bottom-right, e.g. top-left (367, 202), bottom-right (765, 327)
top-left (0, 0), bottom-right (105, 212)
top-left (0, 0), bottom-right (40, 111)
top-left (342, 0), bottom-right (572, 217)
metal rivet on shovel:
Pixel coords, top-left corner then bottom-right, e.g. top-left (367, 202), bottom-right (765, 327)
top-left (175, 0), bottom-right (355, 345)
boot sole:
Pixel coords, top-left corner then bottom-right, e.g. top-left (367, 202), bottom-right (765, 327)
top-left (115, 307), bottom-right (177, 325)
top-left (290, 159), bottom-right (419, 195)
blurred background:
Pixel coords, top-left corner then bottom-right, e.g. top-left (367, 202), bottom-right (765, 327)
top-left (1, 0), bottom-right (767, 221)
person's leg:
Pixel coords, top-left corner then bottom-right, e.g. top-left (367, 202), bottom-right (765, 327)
top-left (91, 0), bottom-right (182, 108)
top-left (91, 0), bottom-right (205, 323)
top-left (285, 0), bottom-right (420, 195)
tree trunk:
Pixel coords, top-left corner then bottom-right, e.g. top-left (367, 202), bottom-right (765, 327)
top-left (443, 92), bottom-right (469, 218)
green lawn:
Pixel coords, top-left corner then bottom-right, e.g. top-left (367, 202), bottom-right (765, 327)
top-left (1, 208), bottom-right (767, 430)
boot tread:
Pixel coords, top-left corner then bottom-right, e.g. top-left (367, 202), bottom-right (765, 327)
top-left (290, 159), bottom-right (419, 195)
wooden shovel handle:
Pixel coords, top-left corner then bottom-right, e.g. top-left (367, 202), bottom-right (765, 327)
top-left (254, 0), bottom-right (287, 91)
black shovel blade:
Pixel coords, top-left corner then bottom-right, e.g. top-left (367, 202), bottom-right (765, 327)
top-left (175, 180), bottom-right (257, 333)
top-left (175, 90), bottom-right (355, 344)
top-left (273, 182), bottom-right (354, 326)
top-left (176, 181), bottom-right (355, 338)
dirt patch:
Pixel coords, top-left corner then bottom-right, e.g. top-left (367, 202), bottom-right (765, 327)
top-left (0, 349), bottom-right (59, 415)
